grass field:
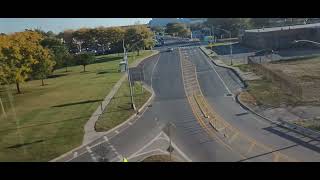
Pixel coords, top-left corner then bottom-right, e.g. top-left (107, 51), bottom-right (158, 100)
top-left (233, 64), bottom-right (254, 72)
top-left (246, 79), bottom-right (300, 108)
top-left (0, 50), bottom-right (156, 161)
top-left (95, 80), bottom-right (151, 132)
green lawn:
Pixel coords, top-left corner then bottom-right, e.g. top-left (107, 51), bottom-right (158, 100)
top-left (95, 80), bottom-right (151, 132)
top-left (233, 64), bottom-right (253, 72)
top-left (0, 50), bottom-right (156, 161)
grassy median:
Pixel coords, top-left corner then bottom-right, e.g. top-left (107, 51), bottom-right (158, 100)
top-left (0, 50), bottom-right (155, 161)
top-left (95, 80), bottom-right (151, 132)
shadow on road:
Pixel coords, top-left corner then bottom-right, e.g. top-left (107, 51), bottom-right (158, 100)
top-left (263, 125), bottom-right (320, 153)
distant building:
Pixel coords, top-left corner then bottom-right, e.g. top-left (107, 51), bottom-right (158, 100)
top-left (241, 23), bottom-right (320, 50)
top-left (149, 18), bottom-right (206, 27)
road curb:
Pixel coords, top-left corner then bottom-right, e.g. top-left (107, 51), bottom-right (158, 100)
top-left (50, 51), bottom-right (159, 162)
top-left (235, 92), bottom-right (320, 141)
top-left (199, 46), bottom-right (248, 88)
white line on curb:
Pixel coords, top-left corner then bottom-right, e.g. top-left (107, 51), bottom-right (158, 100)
top-left (103, 136), bottom-right (108, 142)
top-left (86, 146), bottom-right (92, 153)
top-left (199, 48), bottom-right (232, 95)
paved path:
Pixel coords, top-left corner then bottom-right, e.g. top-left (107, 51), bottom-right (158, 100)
top-left (82, 75), bottom-right (127, 145)
top-left (82, 51), bottom-right (159, 145)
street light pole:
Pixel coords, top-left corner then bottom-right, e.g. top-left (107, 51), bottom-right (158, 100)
top-left (167, 122), bottom-right (176, 162)
top-left (123, 39), bottom-right (136, 110)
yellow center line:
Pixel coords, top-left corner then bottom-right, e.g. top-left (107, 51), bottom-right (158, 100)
top-left (178, 48), bottom-right (298, 162)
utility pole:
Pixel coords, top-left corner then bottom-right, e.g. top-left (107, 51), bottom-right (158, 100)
top-left (167, 122), bottom-right (176, 162)
top-left (123, 39), bottom-right (136, 111)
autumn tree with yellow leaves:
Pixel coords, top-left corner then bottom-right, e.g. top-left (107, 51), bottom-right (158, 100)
top-left (0, 31), bottom-right (55, 93)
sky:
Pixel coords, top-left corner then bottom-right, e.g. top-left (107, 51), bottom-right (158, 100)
top-left (0, 18), bottom-right (152, 34)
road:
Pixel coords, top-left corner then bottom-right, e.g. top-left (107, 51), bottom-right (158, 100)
top-left (56, 40), bottom-right (238, 162)
top-left (55, 38), bottom-right (320, 162)
top-left (184, 46), bottom-right (320, 161)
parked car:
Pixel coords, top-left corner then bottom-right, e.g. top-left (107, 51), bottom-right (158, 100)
top-left (254, 49), bottom-right (274, 56)
top-left (167, 47), bottom-right (174, 52)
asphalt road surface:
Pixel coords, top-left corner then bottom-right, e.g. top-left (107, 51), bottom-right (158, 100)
top-left (185, 46), bottom-right (320, 161)
top-left (57, 39), bottom-right (320, 162)
top-left (60, 40), bottom-right (243, 162)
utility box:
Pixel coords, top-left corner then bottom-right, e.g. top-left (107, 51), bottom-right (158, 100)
top-left (119, 61), bottom-right (127, 72)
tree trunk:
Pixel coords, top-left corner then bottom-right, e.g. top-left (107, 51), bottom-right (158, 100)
top-left (41, 78), bottom-right (44, 86)
top-left (65, 65), bottom-right (68, 72)
top-left (16, 82), bottom-right (21, 94)
top-left (83, 65), bottom-right (86, 72)
top-left (137, 49), bottom-right (140, 56)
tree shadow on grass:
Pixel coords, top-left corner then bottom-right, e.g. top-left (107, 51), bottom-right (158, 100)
top-left (6, 139), bottom-right (44, 149)
top-left (52, 99), bottom-right (102, 108)
top-left (96, 69), bottom-right (119, 74)
top-left (94, 56), bottom-right (122, 64)
top-left (48, 74), bottom-right (68, 79)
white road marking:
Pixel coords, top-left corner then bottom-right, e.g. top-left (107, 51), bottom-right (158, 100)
top-left (131, 149), bottom-right (166, 159)
top-left (199, 48), bottom-right (232, 94)
top-left (128, 122), bottom-right (133, 125)
top-left (86, 146), bottom-right (92, 153)
top-left (110, 145), bottom-right (116, 151)
top-left (110, 155), bottom-right (122, 162)
top-left (151, 54), bottom-right (161, 91)
top-left (73, 152), bottom-right (78, 158)
top-left (103, 136), bottom-right (108, 142)
top-left (90, 153), bottom-right (97, 162)
top-left (128, 132), bottom-right (164, 159)
top-left (115, 130), bottom-right (119, 134)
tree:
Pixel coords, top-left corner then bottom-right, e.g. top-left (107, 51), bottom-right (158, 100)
top-left (206, 18), bottom-right (252, 37)
top-left (63, 54), bottom-right (75, 72)
top-left (72, 28), bottom-right (95, 51)
top-left (250, 18), bottom-right (271, 28)
top-left (166, 23), bottom-right (186, 36)
top-left (30, 50), bottom-right (55, 86)
top-left (107, 27), bottom-right (125, 53)
top-left (151, 26), bottom-right (164, 35)
top-left (58, 29), bottom-right (77, 52)
top-left (40, 36), bottom-right (69, 70)
top-left (124, 25), bottom-right (154, 55)
top-left (75, 52), bottom-right (95, 72)
top-left (0, 31), bottom-right (51, 93)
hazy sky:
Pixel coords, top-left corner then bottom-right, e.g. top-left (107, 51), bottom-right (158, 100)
top-left (0, 18), bottom-right (152, 34)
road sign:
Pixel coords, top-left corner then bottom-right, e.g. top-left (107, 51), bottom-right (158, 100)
top-left (129, 67), bottom-right (144, 82)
